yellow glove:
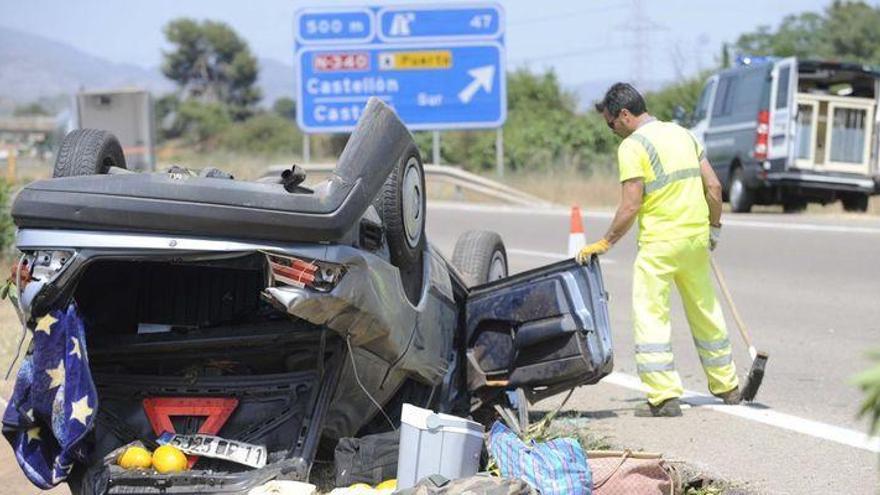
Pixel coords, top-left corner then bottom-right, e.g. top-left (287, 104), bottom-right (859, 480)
top-left (576, 239), bottom-right (611, 264)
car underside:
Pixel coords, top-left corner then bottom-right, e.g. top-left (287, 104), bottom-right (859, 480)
top-left (3, 98), bottom-right (614, 494)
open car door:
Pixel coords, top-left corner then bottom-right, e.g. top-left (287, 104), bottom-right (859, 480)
top-left (465, 257), bottom-right (613, 403)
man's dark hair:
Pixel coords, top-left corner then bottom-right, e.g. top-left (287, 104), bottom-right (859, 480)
top-left (595, 82), bottom-right (647, 117)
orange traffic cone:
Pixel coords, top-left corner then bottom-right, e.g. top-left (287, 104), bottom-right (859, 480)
top-left (568, 205), bottom-right (586, 258)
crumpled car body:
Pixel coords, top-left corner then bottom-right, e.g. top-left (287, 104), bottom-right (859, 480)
top-left (6, 98), bottom-right (613, 494)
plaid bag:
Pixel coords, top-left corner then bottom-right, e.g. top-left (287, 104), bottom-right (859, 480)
top-left (488, 421), bottom-right (592, 495)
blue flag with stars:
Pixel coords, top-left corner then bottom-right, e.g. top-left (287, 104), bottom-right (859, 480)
top-left (2, 304), bottom-right (97, 489)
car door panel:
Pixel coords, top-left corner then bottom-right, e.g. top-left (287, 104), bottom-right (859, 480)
top-left (465, 258), bottom-right (613, 401)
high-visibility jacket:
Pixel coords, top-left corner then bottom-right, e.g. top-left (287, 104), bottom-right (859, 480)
top-left (617, 120), bottom-right (708, 244)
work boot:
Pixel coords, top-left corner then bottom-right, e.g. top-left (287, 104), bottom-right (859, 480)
top-left (634, 398), bottom-right (682, 417)
top-left (714, 386), bottom-right (742, 405)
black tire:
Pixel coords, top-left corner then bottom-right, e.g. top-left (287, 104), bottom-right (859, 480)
top-left (53, 128), bottom-right (126, 178)
top-left (728, 167), bottom-right (753, 213)
top-left (841, 193), bottom-right (869, 212)
top-left (451, 230), bottom-right (508, 287)
top-left (782, 199), bottom-right (807, 214)
top-left (376, 143), bottom-right (425, 304)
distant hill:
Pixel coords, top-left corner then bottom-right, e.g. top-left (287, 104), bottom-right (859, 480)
top-left (0, 26), bottom-right (173, 104)
top-left (257, 58), bottom-right (296, 107)
top-left (0, 26), bottom-right (296, 109)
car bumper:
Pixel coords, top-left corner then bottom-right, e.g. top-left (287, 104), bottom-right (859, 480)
top-left (764, 170), bottom-right (878, 194)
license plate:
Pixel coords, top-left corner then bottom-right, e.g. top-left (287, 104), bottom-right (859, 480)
top-left (157, 432), bottom-right (267, 469)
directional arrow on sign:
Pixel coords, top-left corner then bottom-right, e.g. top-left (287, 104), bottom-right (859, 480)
top-left (457, 65), bottom-right (496, 104)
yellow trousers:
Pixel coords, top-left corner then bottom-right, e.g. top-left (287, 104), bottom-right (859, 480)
top-left (632, 234), bottom-right (738, 405)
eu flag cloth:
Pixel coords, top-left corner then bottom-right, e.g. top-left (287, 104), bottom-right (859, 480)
top-left (2, 304), bottom-right (97, 488)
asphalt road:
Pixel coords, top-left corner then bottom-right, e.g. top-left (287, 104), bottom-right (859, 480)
top-left (427, 202), bottom-right (880, 494)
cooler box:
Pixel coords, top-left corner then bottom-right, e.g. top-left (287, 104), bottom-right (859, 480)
top-left (396, 404), bottom-right (484, 489)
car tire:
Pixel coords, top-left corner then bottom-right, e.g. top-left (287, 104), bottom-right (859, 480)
top-left (729, 167), bottom-right (753, 213)
top-left (376, 143), bottom-right (426, 304)
top-left (841, 193), bottom-right (869, 212)
top-left (53, 128), bottom-right (126, 177)
top-left (451, 230), bottom-right (508, 287)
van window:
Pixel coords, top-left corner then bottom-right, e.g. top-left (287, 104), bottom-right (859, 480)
top-left (712, 77), bottom-right (734, 118)
top-left (711, 68), bottom-right (768, 125)
top-left (694, 79), bottom-right (716, 121)
top-left (776, 67), bottom-right (791, 109)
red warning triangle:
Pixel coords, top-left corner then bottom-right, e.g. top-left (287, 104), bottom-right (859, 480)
top-left (143, 397), bottom-right (239, 468)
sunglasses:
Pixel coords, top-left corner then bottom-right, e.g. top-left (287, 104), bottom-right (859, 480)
top-left (606, 114), bottom-right (619, 130)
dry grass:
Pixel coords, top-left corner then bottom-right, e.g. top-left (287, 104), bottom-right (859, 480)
top-left (500, 170), bottom-right (621, 209)
top-left (499, 168), bottom-right (880, 217)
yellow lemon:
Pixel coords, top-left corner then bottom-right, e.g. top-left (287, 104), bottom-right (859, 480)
top-left (376, 479), bottom-right (397, 490)
top-left (117, 446), bottom-right (153, 469)
top-left (348, 483), bottom-right (373, 490)
top-left (152, 445), bottom-right (188, 473)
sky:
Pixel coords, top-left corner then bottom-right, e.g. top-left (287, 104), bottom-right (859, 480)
top-left (0, 0), bottom-right (835, 87)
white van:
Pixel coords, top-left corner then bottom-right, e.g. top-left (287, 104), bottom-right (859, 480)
top-left (691, 58), bottom-right (880, 212)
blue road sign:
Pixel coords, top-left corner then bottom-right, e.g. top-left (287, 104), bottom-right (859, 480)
top-left (294, 3), bottom-right (506, 133)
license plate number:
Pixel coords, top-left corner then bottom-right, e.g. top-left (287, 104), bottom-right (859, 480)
top-left (158, 432), bottom-right (267, 469)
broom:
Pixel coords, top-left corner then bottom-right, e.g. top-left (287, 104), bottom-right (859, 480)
top-left (710, 257), bottom-right (768, 402)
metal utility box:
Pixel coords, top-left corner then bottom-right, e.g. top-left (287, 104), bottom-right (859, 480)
top-left (75, 89), bottom-right (155, 171)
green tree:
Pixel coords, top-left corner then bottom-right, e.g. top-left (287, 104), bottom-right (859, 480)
top-left (644, 73), bottom-right (708, 123)
top-left (272, 97), bottom-right (296, 120)
top-left (734, 1), bottom-right (880, 64)
top-left (217, 113), bottom-right (303, 154)
top-left (175, 100), bottom-right (232, 147)
top-left (162, 18), bottom-right (261, 120)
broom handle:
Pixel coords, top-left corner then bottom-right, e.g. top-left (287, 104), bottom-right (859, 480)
top-left (709, 256), bottom-right (757, 360)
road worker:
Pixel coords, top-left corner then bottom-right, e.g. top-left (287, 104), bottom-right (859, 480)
top-left (577, 82), bottom-right (741, 417)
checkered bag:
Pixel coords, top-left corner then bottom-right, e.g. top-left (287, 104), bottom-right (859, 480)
top-left (488, 421), bottom-right (592, 495)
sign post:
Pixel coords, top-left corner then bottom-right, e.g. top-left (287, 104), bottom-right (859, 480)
top-left (294, 4), bottom-right (507, 167)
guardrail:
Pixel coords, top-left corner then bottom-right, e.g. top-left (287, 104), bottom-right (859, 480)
top-left (262, 163), bottom-right (552, 207)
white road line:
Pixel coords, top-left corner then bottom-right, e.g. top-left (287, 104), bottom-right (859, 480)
top-left (429, 202), bottom-right (880, 235)
top-left (507, 248), bottom-right (617, 264)
top-left (723, 219), bottom-right (880, 235)
top-left (603, 371), bottom-right (880, 453)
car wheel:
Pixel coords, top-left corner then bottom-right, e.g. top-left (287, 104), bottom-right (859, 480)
top-left (451, 230), bottom-right (507, 287)
top-left (53, 129), bottom-right (126, 177)
top-left (841, 192), bottom-right (869, 212)
top-left (729, 167), bottom-right (753, 213)
top-left (377, 143), bottom-right (425, 304)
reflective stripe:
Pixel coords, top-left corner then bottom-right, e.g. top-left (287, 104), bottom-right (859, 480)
top-left (700, 353), bottom-right (733, 367)
top-left (637, 361), bottom-right (676, 373)
top-left (635, 343), bottom-right (673, 354)
top-left (629, 133), bottom-right (702, 195)
top-left (694, 337), bottom-right (731, 352)
top-left (644, 168), bottom-right (702, 194)
top-left (629, 134), bottom-right (665, 180)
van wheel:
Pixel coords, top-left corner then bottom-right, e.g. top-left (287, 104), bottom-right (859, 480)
top-left (53, 129), bottom-right (127, 177)
top-left (729, 168), bottom-right (754, 213)
top-left (376, 143), bottom-right (425, 305)
top-left (841, 193), bottom-right (869, 212)
top-left (451, 230), bottom-right (507, 287)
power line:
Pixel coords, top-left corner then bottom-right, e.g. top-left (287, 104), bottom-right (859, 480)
top-left (509, 43), bottom-right (637, 65)
top-left (507, 4), bottom-right (627, 27)
top-left (615, 0), bottom-right (667, 87)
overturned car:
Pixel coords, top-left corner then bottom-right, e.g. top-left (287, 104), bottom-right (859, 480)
top-left (3, 98), bottom-right (613, 494)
